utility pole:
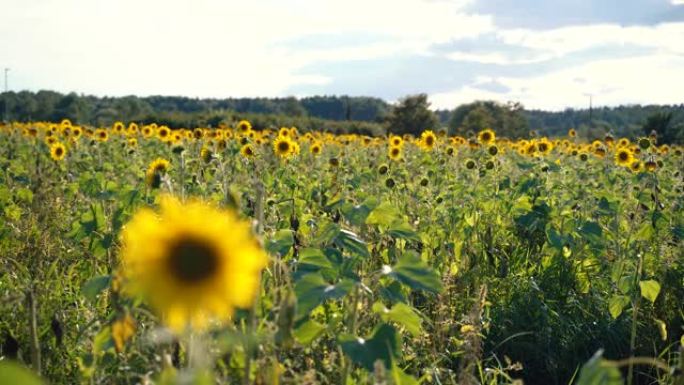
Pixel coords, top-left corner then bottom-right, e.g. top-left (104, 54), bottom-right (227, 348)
top-left (583, 92), bottom-right (593, 127)
top-left (3, 68), bottom-right (9, 123)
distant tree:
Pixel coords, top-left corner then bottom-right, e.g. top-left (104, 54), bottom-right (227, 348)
top-left (449, 100), bottom-right (528, 138)
top-left (385, 94), bottom-right (439, 136)
top-left (642, 111), bottom-right (683, 144)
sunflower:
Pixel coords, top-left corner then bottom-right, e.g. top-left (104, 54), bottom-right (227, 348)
top-left (420, 130), bottom-right (437, 150)
top-left (95, 128), bottom-right (109, 142)
top-left (113, 122), bottom-right (125, 135)
top-left (537, 139), bottom-right (553, 156)
top-left (568, 128), bottom-right (577, 138)
top-left (487, 144), bottom-right (499, 156)
top-left (127, 123), bottom-right (139, 136)
top-left (142, 126), bottom-right (154, 138)
top-left (389, 135), bottom-right (403, 147)
top-left (45, 136), bottom-right (58, 146)
top-left (617, 138), bottom-right (630, 148)
top-left (477, 129), bottom-right (495, 145)
top-left (310, 142), bottom-right (323, 156)
top-left (127, 138), bottom-right (138, 147)
top-left (71, 126), bottom-right (83, 139)
top-left (465, 159), bottom-right (476, 170)
top-left (388, 146), bottom-right (402, 161)
top-left (193, 128), bottom-right (204, 140)
top-left (157, 126), bottom-right (171, 142)
top-left (273, 136), bottom-right (294, 158)
top-left (630, 160), bottom-right (643, 173)
top-left (644, 158), bottom-right (657, 172)
top-left (638, 137), bottom-right (651, 150)
top-left (237, 120), bottom-right (252, 135)
top-left (278, 127), bottom-right (290, 137)
top-left (240, 144), bottom-right (255, 158)
top-left (50, 142), bottom-right (67, 161)
top-left (119, 195), bottom-right (267, 332)
top-left (614, 148), bottom-right (634, 167)
top-left (146, 158), bottom-right (170, 189)
top-left (200, 146), bottom-right (213, 164)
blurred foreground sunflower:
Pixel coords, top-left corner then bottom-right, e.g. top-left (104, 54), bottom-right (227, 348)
top-left (119, 195), bottom-right (268, 332)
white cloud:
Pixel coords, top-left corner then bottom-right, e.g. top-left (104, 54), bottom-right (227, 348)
top-left (431, 53), bottom-right (684, 110)
top-left (0, 0), bottom-right (491, 97)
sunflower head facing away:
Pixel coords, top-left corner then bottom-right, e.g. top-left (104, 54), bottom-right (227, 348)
top-left (50, 142), bottom-right (67, 161)
top-left (146, 158), bottom-right (170, 189)
top-left (120, 195), bottom-right (268, 332)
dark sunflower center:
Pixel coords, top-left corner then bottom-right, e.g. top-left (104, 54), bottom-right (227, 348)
top-left (168, 236), bottom-right (220, 284)
top-left (482, 133), bottom-right (491, 141)
top-left (55, 147), bottom-right (64, 156)
top-left (391, 148), bottom-right (399, 156)
top-left (619, 152), bottom-right (629, 161)
top-left (278, 142), bottom-right (290, 152)
top-left (160, 130), bottom-right (168, 137)
top-left (426, 136), bottom-right (434, 146)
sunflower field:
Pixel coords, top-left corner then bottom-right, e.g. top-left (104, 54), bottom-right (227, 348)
top-left (0, 120), bottom-right (683, 385)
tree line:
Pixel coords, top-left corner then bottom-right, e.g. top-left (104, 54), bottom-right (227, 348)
top-left (1, 91), bottom-right (682, 142)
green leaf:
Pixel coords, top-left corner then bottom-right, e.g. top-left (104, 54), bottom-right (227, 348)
top-left (387, 253), bottom-right (443, 294)
top-left (339, 324), bottom-right (400, 371)
top-left (334, 229), bottom-right (370, 258)
top-left (575, 350), bottom-right (622, 385)
top-left (0, 361), bottom-right (43, 385)
top-left (391, 363), bottom-right (419, 385)
top-left (639, 280), bottom-right (661, 304)
top-left (579, 221), bottom-right (603, 244)
top-left (298, 248), bottom-right (332, 269)
top-left (15, 188), bottom-right (34, 204)
top-left (366, 202), bottom-right (402, 227)
top-left (266, 229), bottom-right (294, 257)
top-left (294, 319), bottom-right (327, 345)
top-left (608, 295), bottom-right (630, 319)
top-left (294, 273), bottom-right (352, 318)
top-left (342, 198), bottom-right (379, 227)
top-left (372, 302), bottom-right (423, 336)
top-left (388, 221), bottom-right (421, 242)
top-left (82, 275), bottom-right (111, 303)
top-left (314, 222), bottom-right (341, 245)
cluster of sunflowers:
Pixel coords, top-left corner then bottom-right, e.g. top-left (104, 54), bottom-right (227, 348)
top-left (2, 119), bottom-right (681, 177)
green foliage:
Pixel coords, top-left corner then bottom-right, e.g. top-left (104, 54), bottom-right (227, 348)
top-left (385, 94), bottom-right (440, 136)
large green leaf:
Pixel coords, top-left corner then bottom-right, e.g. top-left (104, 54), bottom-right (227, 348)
top-left (293, 319), bottom-right (327, 345)
top-left (334, 229), bottom-right (370, 258)
top-left (366, 201), bottom-right (402, 227)
top-left (0, 361), bottom-right (43, 385)
top-left (386, 253), bottom-right (443, 294)
top-left (266, 229), bottom-right (294, 257)
top-left (575, 350), bottom-right (622, 385)
top-left (372, 302), bottom-right (423, 336)
top-left (639, 280), bottom-right (661, 304)
top-left (339, 324), bottom-right (401, 371)
top-left (608, 295), bottom-right (630, 319)
top-left (294, 273), bottom-right (352, 318)
top-left (82, 275), bottom-right (111, 303)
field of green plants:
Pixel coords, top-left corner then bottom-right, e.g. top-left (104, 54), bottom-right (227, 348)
top-left (0, 120), bottom-right (682, 385)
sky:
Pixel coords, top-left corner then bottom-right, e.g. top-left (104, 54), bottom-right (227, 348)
top-left (2, 0), bottom-right (684, 110)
